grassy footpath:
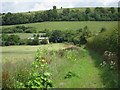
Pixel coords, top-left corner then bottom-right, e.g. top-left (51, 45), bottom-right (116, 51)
top-left (48, 46), bottom-right (118, 88)
top-left (1, 44), bottom-right (118, 88)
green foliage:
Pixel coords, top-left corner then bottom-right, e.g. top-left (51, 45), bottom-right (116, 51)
top-left (53, 6), bottom-right (57, 10)
top-left (85, 8), bottom-right (91, 14)
top-left (2, 34), bottom-right (20, 46)
top-left (49, 30), bottom-right (64, 43)
top-left (100, 61), bottom-right (116, 70)
top-left (2, 44), bottom-right (119, 88)
top-left (2, 25), bottom-right (36, 33)
top-left (2, 7), bottom-right (119, 25)
top-left (87, 28), bottom-right (118, 59)
top-left (44, 26), bottom-right (90, 45)
top-left (14, 49), bottom-right (53, 88)
top-left (40, 39), bottom-right (48, 44)
top-left (64, 71), bottom-right (79, 79)
top-left (31, 37), bottom-right (39, 45)
top-left (99, 27), bottom-right (106, 33)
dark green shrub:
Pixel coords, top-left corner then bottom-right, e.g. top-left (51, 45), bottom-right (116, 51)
top-left (40, 39), bottom-right (48, 44)
top-left (87, 28), bottom-right (118, 61)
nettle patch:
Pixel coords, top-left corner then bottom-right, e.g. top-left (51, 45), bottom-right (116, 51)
top-left (14, 49), bottom-right (53, 88)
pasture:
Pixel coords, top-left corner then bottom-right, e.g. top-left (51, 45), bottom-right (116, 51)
top-left (1, 21), bottom-right (118, 33)
top-left (0, 33), bottom-right (45, 39)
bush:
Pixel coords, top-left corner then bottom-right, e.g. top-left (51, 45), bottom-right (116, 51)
top-left (2, 26), bottom-right (37, 33)
top-left (87, 28), bottom-right (118, 62)
top-left (19, 39), bottom-right (27, 45)
top-left (40, 39), bottom-right (48, 44)
top-left (99, 27), bottom-right (106, 33)
top-left (2, 34), bottom-right (20, 46)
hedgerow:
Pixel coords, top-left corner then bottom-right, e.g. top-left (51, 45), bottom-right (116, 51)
top-left (87, 28), bottom-right (119, 61)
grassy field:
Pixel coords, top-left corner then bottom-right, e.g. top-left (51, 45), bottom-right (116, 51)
top-left (0, 33), bottom-right (45, 39)
top-left (1, 43), bottom-right (66, 88)
top-left (1, 44), bottom-right (118, 88)
top-left (1, 21), bottom-right (118, 33)
top-left (1, 43), bottom-right (65, 64)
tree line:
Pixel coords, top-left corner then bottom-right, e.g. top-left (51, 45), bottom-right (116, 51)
top-left (2, 26), bottom-right (37, 33)
top-left (42, 26), bottom-right (92, 46)
top-left (1, 34), bottom-right (48, 46)
top-left (1, 26), bottom-right (92, 46)
top-left (2, 6), bottom-right (120, 25)
top-left (1, 25), bottom-right (107, 46)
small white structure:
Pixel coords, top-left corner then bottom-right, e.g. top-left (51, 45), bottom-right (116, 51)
top-left (28, 37), bottom-right (49, 44)
top-left (28, 37), bottom-right (34, 40)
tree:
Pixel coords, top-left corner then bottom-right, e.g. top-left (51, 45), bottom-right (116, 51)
top-left (83, 26), bottom-right (91, 37)
top-left (53, 6), bottom-right (57, 10)
top-left (7, 35), bottom-right (20, 45)
top-left (62, 8), bottom-right (70, 16)
top-left (109, 7), bottom-right (115, 13)
top-left (85, 8), bottom-right (91, 14)
top-left (2, 34), bottom-right (9, 41)
top-left (49, 30), bottom-right (64, 43)
top-left (80, 35), bottom-right (87, 44)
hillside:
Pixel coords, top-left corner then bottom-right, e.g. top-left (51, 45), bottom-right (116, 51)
top-left (1, 21), bottom-right (118, 33)
top-left (1, 7), bottom-right (119, 25)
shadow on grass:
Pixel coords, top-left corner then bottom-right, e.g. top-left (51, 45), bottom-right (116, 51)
top-left (84, 47), bottom-right (119, 88)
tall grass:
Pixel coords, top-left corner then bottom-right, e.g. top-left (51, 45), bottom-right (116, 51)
top-left (2, 59), bottom-right (32, 88)
top-left (2, 44), bottom-right (65, 88)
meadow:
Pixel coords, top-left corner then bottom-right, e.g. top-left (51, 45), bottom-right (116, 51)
top-left (1, 21), bottom-right (118, 33)
top-left (1, 43), bottom-right (118, 88)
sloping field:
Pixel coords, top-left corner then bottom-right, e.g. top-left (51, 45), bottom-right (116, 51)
top-left (1, 21), bottom-right (118, 33)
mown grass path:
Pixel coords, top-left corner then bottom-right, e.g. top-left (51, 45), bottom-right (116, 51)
top-left (48, 46), bottom-right (118, 88)
top-left (1, 44), bottom-right (118, 88)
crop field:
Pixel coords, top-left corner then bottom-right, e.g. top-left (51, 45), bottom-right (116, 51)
top-left (2, 43), bottom-right (65, 64)
top-left (1, 21), bottom-right (118, 33)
